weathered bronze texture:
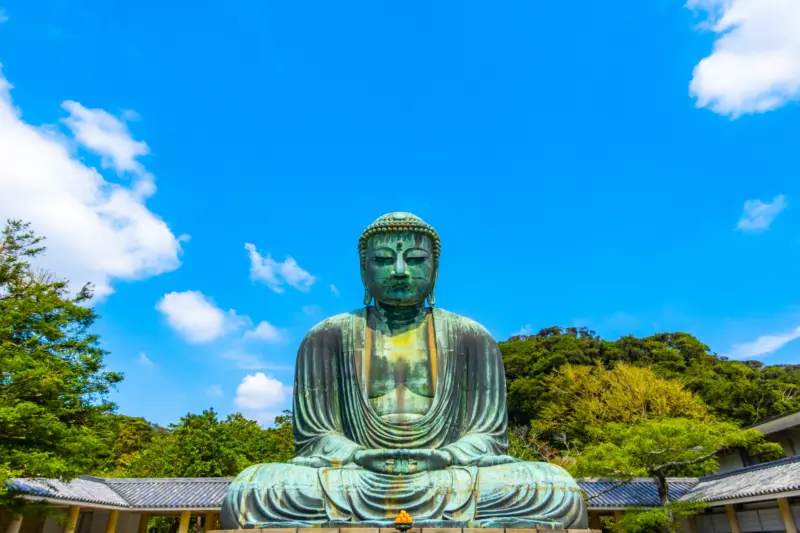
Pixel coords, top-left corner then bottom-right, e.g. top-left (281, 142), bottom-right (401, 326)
top-left (220, 213), bottom-right (589, 529)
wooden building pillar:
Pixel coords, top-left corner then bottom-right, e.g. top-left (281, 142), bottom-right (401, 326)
top-left (204, 512), bottom-right (218, 532)
top-left (177, 512), bottom-right (191, 533)
top-left (5, 515), bottom-right (23, 533)
top-left (137, 513), bottom-right (150, 533)
top-left (726, 505), bottom-right (741, 533)
top-left (104, 511), bottom-right (119, 533)
top-left (64, 506), bottom-right (81, 533)
top-left (778, 498), bottom-right (798, 533)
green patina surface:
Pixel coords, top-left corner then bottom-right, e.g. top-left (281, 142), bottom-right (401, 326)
top-left (220, 213), bottom-right (589, 530)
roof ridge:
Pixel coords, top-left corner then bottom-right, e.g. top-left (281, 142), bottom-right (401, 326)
top-left (104, 477), bottom-right (234, 483)
top-left (744, 408), bottom-right (800, 429)
top-left (78, 476), bottom-right (132, 507)
top-left (699, 454), bottom-right (800, 481)
top-left (579, 477), bottom-right (699, 483)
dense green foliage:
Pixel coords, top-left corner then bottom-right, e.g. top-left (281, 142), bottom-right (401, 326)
top-left (500, 326), bottom-right (800, 426)
top-left (501, 330), bottom-right (790, 533)
top-left (0, 221), bottom-right (122, 510)
top-left (119, 409), bottom-right (293, 478)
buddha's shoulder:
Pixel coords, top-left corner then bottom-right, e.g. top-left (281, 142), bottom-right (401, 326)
top-left (432, 308), bottom-right (493, 338)
top-left (304, 309), bottom-right (366, 337)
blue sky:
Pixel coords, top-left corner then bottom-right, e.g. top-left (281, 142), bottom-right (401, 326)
top-left (2, 0), bottom-right (800, 426)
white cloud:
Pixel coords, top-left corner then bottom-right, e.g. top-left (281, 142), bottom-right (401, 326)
top-left (138, 352), bottom-right (155, 368)
top-left (514, 324), bottom-right (534, 337)
top-left (302, 304), bottom-right (322, 319)
top-left (0, 65), bottom-right (184, 298)
top-left (244, 320), bottom-right (285, 342)
top-left (688, 0), bottom-right (800, 116)
top-left (61, 101), bottom-right (150, 177)
top-left (252, 411), bottom-right (285, 427)
top-left (220, 351), bottom-right (294, 371)
top-left (234, 372), bottom-right (292, 411)
top-left (206, 384), bottom-right (223, 397)
top-left (245, 242), bottom-right (316, 293)
top-left (330, 284), bottom-right (340, 296)
top-left (0, 9), bottom-right (8, 23)
top-left (724, 326), bottom-right (800, 359)
top-left (156, 290), bottom-right (246, 343)
top-left (736, 194), bottom-right (786, 232)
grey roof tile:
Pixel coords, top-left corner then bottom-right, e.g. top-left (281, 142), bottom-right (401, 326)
top-left (681, 455), bottom-right (800, 503)
top-left (7, 474), bottom-right (718, 510)
top-left (8, 477), bottom-right (129, 507)
top-left (103, 477), bottom-right (231, 509)
top-left (579, 478), bottom-right (698, 508)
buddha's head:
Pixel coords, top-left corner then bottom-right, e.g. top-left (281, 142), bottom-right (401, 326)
top-left (359, 212), bottom-right (440, 307)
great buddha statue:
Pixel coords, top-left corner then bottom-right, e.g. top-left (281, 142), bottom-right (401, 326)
top-left (220, 212), bottom-right (588, 529)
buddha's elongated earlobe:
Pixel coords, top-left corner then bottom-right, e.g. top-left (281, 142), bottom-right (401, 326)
top-left (426, 270), bottom-right (438, 307)
top-left (426, 289), bottom-right (436, 307)
top-left (363, 287), bottom-right (373, 306)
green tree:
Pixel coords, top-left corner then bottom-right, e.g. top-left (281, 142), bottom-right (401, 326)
top-left (88, 414), bottom-right (161, 474)
top-left (0, 220), bottom-right (122, 510)
top-left (529, 363), bottom-right (709, 447)
top-left (576, 419), bottom-right (782, 533)
top-left (123, 409), bottom-right (294, 478)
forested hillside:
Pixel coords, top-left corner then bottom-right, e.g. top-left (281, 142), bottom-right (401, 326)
top-left (500, 326), bottom-right (800, 427)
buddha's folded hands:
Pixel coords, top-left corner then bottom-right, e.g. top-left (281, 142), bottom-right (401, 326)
top-left (354, 448), bottom-right (453, 474)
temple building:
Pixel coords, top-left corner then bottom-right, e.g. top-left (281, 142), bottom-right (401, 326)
top-left (2, 410), bottom-right (799, 533)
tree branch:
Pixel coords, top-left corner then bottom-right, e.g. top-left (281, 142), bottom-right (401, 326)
top-left (653, 449), bottom-right (719, 473)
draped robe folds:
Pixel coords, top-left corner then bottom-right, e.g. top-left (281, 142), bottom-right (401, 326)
top-left (221, 308), bottom-right (588, 529)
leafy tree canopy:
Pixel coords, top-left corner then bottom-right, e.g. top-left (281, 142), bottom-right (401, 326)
top-left (501, 326), bottom-right (800, 426)
top-left (0, 220), bottom-right (122, 510)
top-left (121, 409), bottom-right (293, 478)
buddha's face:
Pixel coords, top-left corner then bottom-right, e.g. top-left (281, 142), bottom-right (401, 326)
top-left (363, 232), bottom-right (435, 306)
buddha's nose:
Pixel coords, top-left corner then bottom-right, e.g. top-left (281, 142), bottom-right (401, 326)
top-left (393, 256), bottom-right (409, 277)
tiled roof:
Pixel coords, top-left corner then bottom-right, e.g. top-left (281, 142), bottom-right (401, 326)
top-left (7, 477), bottom-right (130, 507)
top-left (10, 475), bottom-right (701, 510)
top-left (681, 454), bottom-right (800, 503)
top-left (14, 459), bottom-right (799, 511)
top-left (579, 478), bottom-right (698, 508)
top-left (104, 477), bottom-right (231, 509)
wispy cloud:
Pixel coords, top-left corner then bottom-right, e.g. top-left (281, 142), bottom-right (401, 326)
top-left (220, 351), bottom-right (293, 371)
top-left (245, 243), bottom-right (316, 293)
top-left (243, 320), bottom-right (285, 342)
top-left (156, 290), bottom-right (247, 343)
top-left (724, 326), bottom-right (800, 359)
top-left (687, 0), bottom-right (800, 116)
top-left (0, 9), bottom-right (8, 23)
top-left (514, 324), bottom-right (534, 337)
top-left (138, 352), bottom-right (155, 368)
top-left (61, 101), bottom-right (150, 178)
top-left (206, 384), bottom-right (223, 397)
top-left (302, 305), bottom-right (322, 319)
top-left (736, 195), bottom-right (786, 233)
top-left (330, 284), bottom-right (340, 296)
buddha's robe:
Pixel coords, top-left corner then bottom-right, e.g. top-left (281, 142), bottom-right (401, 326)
top-left (220, 308), bottom-right (588, 529)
